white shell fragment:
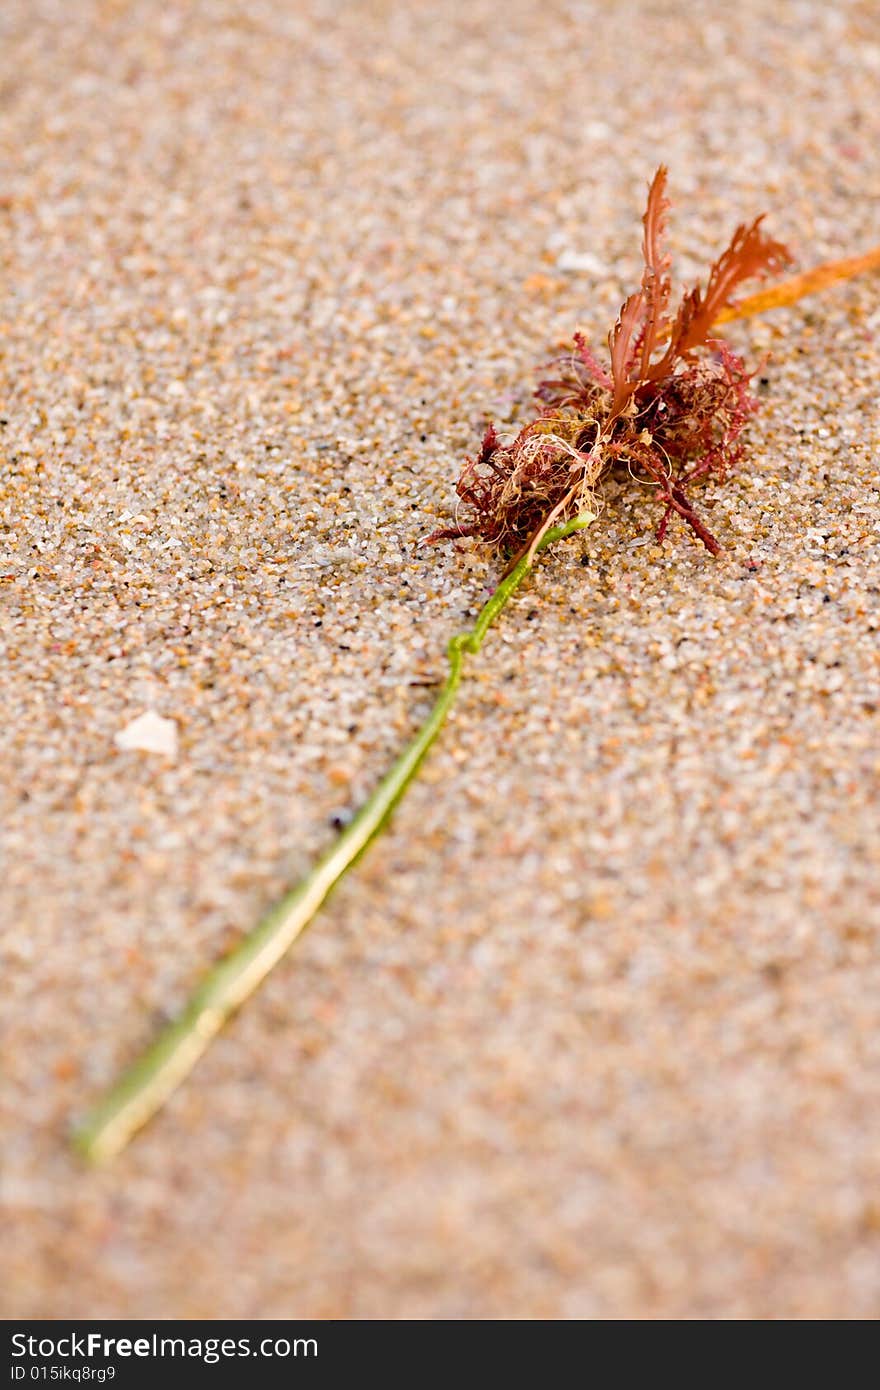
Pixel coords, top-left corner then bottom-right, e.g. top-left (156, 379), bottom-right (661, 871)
top-left (555, 249), bottom-right (608, 275)
top-left (114, 710), bottom-right (178, 758)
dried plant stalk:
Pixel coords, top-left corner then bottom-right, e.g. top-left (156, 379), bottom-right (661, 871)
top-left (75, 515), bottom-right (594, 1162)
top-left (713, 244), bottom-right (880, 326)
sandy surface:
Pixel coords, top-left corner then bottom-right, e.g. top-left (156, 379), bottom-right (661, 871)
top-left (2, 0), bottom-right (880, 1319)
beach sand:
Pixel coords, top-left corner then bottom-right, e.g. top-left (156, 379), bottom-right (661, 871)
top-left (2, 0), bottom-right (879, 1318)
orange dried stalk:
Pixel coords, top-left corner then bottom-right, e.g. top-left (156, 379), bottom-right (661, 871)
top-left (429, 170), bottom-right (878, 561)
top-left (714, 244), bottom-right (880, 327)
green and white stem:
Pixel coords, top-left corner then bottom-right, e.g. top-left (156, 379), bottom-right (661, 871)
top-left (74, 512), bottom-right (595, 1163)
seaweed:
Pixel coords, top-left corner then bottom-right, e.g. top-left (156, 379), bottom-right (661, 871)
top-left (74, 172), bottom-right (880, 1162)
top-left (428, 167), bottom-right (791, 560)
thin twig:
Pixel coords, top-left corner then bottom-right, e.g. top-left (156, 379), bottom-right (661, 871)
top-left (74, 513), bottom-right (596, 1163)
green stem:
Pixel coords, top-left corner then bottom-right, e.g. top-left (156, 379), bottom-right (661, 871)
top-left (74, 513), bottom-right (594, 1163)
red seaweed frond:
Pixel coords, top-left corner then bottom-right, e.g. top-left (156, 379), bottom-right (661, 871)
top-left (535, 331), bottom-right (611, 409)
top-left (608, 291), bottom-right (646, 419)
top-left (654, 216), bottom-right (791, 374)
top-left (636, 164), bottom-right (673, 376)
top-left (573, 332), bottom-right (613, 391)
top-left (429, 169), bottom-right (795, 559)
